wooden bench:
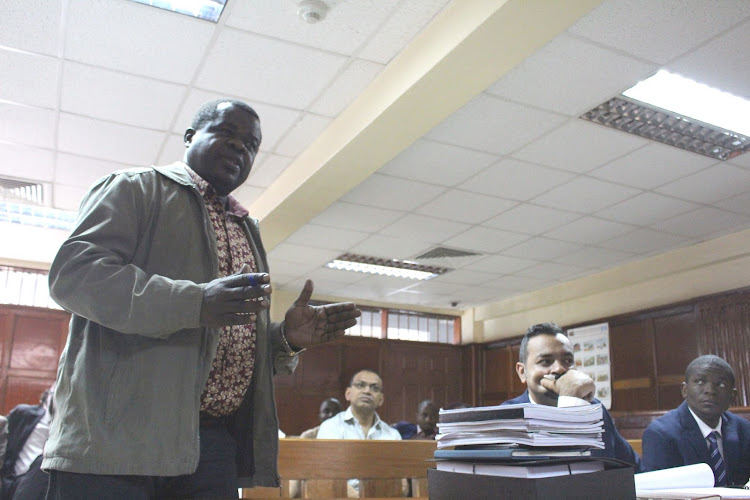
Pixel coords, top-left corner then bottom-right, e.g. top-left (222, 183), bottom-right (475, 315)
top-left (241, 439), bottom-right (437, 499)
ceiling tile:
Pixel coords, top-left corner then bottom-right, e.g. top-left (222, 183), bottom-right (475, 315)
top-left (716, 192), bottom-right (750, 216)
top-left (340, 173), bottom-right (445, 211)
top-left (415, 189), bottom-right (516, 224)
top-left (379, 214), bottom-right (470, 243)
top-left (598, 228), bottom-right (691, 255)
top-left (304, 266), bottom-right (369, 286)
top-left (652, 207), bottom-right (750, 239)
top-left (57, 113), bottom-right (165, 165)
top-left (463, 254), bottom-right (537, 274)
top-left (265, 256), bottom-right (320, 278)
top-left (596, 192), bottom-right (701, 226)
top-left (311, 201), bottom-right (403, 232)
top-left (246, 153), bottom-right (292, 188)
top-left (554, 246), bottom-right (634, 269)
top-left (568, 0), bottom-right (750, 64)
top-left (55, 153), bottom-right (134, 188)
top-left (516, 262), bottom-right (588, 281)
top-left (0, 51), bottom-right (59, 108)
top-left (285, 223), bottom-right (369, 251)
top-left (502, 237), bottom-right (584, 262)
top-left (482, 274), bottom-right (550, 292)
top-left (426, 94), bottom-right (567, 155)
top-left (0, 0), bottom-right (61, 55)
top-left (231, 184), bottom-right (264, 208)
top-left (514, 119), bottom-right (647, 174)
top-left (349, 234), bottom-right (433, 260)
top-left (274, 113), bottom-right (332, 157)
top-left (443, 226), bottom-right (530, 254)
top-left (60, 63), bottom-right (186, 130)
top-left (728, 153), bottom-right (750, 170)
top-left (196, 30), bottom-right (347, 109)
top-left (487, 34), bottom-right (656, 116)
top-left (52, 183), bottom-right (89, 211)
top-left (267, 242), bottom-right (339, 267)
top-left (358, 0), bottom-right (450, 64)
top-left (589, 142), bottom-right (717, 189)
top-left (656, 164), bottom-right (750, 204)
top-left (669, 19), bottom-right (750, 99)
top-left (434, 269), bottom-right (503, 287)
top-left (379, 139), bottom-right (497, 187)
top-left (65, 0), bottom-right (216, 82)
top-left (0, 144), bottom-right (54, 183)
top-left (483, 204), bottom-right (581, 235)
top-left (544, 216), bottom-right (636, 245)
top-left (158, 134), bottom-right (185, 165)
top-left (459, 158), bottom-right (575, 201)
top-left (533, 177), bottom-right (642, 213)
top-left (225, 0), bottom-right (400, 55)
top-left (309, 59), bottom-right (385, 117)
top-left (0, 103), bottom-right (56, 148)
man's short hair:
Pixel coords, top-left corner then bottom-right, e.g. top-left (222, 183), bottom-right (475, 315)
top-left (349, 369), bottom-right (381, 386)
top-left (190, 99), bottom-right (260, 131)
top-left (518, 322), bottom-right (565, 364)
top-left (685, 354), bottom-right (735, 387)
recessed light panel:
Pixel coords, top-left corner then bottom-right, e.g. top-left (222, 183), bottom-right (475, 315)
top-left (128, 0), bottom-right (228, 22)
top-left (326, 253), bottom-right (451, 281)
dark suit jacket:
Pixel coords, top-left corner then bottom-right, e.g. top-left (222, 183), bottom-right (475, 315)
top-left (1, 404), bottom-right (45, 480)
top-left (642, 400), bottom-right (750, 486)
top-left (503, 391), bottom-right (641, 470)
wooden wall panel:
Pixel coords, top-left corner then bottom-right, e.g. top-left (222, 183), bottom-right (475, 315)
top-left (0, 305), bottom-right (70, 413)
top-left (609, 319), bottom-right (657, 411)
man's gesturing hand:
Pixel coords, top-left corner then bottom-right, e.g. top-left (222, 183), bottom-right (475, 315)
top-left (200, 270), bottom-right (271, 327)
top-left (539, 369), bottom-right (596, 401)
top-left (283, 279), bottom-right (361, 349)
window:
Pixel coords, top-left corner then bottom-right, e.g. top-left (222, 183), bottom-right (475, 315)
top-left (0, 266), bottom-right (61, 310)
top-left (341, 305), bottom-right (459, 344)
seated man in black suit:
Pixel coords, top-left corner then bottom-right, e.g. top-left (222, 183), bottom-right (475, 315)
top-left (502, 323), bottom-right (640, 469)
top-left (642, 355), bottom-right (750, 486)
top-left (1, 387), bottom-right (54, 500)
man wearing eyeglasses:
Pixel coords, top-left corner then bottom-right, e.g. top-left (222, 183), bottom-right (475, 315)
top-left (317, 370), bottom-right (401, 441)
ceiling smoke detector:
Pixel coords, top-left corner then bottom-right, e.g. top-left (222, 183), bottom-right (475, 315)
top-left (297, 0), bottom-right (328, 23)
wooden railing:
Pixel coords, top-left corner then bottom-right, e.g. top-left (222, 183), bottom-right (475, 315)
top-left (241, 439), bottom-right (437, 499)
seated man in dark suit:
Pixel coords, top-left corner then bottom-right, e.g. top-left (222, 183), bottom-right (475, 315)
top-left (1, 387), bottom-right (54, 500)
top-left (503, 323), bottom-right (640, 469)
top-left (393, 399), bottom-right (439, 440)
top-left (642, 355), bottom-right (750, 486)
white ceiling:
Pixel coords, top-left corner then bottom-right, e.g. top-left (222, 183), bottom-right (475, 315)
top-left (2, 0), bottom-right (750, 311)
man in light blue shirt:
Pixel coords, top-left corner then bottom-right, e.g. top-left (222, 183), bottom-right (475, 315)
top-left (317, 370), bottom-right (401, 441)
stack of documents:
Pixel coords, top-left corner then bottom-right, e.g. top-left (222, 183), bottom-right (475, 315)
top-left (435, 403), bottom-right (604, 449)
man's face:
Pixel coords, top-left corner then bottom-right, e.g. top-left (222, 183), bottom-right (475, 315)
top-left (319, 400), bottom-right (342, 423)
top-left (345, 371), bottom-right (384, 414)
top-left (516, 333), bottom-right (574, 406)
top-left (681, 363), bottom-right (736, 428)
top-left (183, 102), bottom-right (261, 196)
top-left (416, 403), bottom-right (438, 435)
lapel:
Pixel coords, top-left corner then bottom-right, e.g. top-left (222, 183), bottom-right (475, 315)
top-left (678, 401), bottom-right (710, 461)
top-left (721, 413), bottom-right (740, 477)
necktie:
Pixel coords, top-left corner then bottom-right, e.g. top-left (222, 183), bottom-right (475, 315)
top-left (707, 431), bottom-right (728, 486)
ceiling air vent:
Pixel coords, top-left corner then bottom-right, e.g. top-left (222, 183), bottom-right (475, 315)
top-left (0, 178), bottom-right (45, 205)
top-left (415, 247), bottom-right (481, 260)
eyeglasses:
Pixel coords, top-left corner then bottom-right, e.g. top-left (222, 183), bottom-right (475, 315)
top-left (352, 381), bottom-right (382, 393)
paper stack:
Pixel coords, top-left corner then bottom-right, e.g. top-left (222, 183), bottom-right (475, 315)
top-left (435, 402), bottom-right (605, 449)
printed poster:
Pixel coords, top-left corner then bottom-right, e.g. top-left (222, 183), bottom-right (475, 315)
top-left (566, 322), bottom-right (612, 409)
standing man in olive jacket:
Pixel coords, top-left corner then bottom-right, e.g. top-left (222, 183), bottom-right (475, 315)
top-left (44, 99), bottom-right (360, 499)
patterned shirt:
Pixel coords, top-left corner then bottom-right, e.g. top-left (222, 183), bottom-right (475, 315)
top-left (187, 166), bottom-right (258, 417)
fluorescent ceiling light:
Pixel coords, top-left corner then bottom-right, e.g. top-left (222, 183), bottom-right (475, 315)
top-left (623, 70), bottom-right (750, 137)
top-left (128, 0), bottom-right (228, 22)
top-left (325, 253), bottom-right (450, 281)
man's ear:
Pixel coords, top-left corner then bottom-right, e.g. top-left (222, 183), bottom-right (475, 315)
top-left (183, 128), bottom-right (196, 146)
top-left (680, 381), bottom-right (687, 399)
top-left (377, 394), bottom-right (384, 408)
top-left (344, 387), bottom-right (353, 403)
top-left (516, 362), bottom-right (527, 384)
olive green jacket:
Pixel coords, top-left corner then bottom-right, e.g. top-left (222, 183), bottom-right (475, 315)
top-left (44, 162), bottom-right (297, 487)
